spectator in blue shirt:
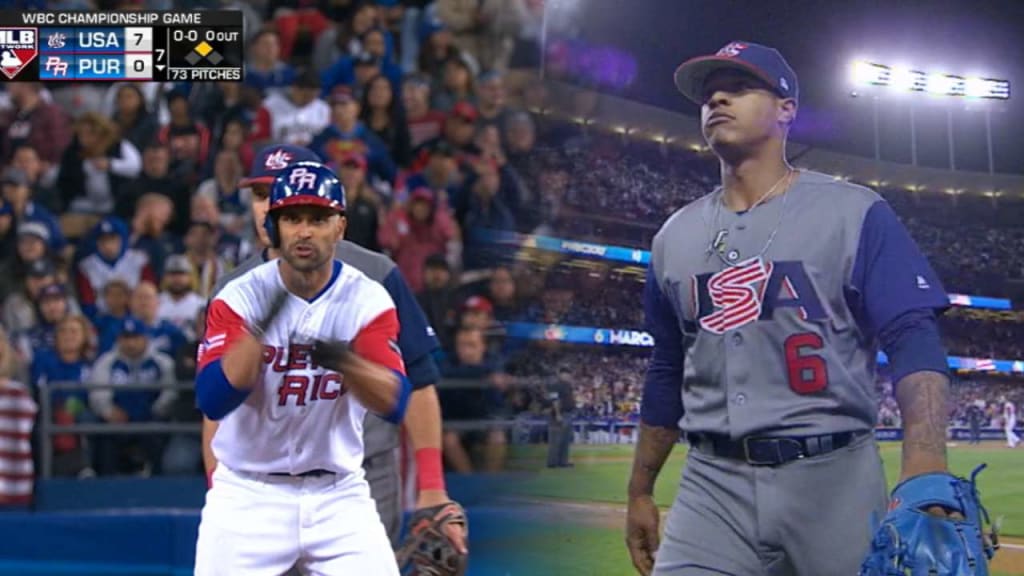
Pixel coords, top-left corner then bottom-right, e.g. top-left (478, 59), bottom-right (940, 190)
top-left (128, 281), bottom-right (186, 358)
top-left (89, 315), bottom-right (177, 475)
top-left (243, 29), bottom-right (296, 99)
top-left (31, 314), bottom-right (96, 477)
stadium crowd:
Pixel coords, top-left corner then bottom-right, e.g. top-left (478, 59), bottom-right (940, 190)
top-left (0, 0), bottom-right (1019, 484)
top-left (0, 0), bottom-right (551, 481)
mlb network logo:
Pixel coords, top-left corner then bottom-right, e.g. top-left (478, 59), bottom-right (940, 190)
top-left (0, 27), bottom-right (38, 80)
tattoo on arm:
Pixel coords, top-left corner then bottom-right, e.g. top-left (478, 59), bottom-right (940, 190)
top-left (896, 370), bottom-right (950, 479)
top-left (628, 423), bottom-right (680, 498)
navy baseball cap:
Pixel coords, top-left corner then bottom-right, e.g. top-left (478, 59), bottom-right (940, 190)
top-left (673, 41), bottom-right (798, 105)
top-left (120, 315), bottom-right (147, 337)
top-left (241, 144), bottom-right (322, 187)
top-left (37, 283), bottom-right (66, 300)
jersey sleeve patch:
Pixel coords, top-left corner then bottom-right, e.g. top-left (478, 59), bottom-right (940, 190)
top-left (197, 299), bottom-right (248, 371)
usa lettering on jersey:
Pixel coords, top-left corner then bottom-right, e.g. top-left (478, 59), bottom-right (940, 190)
top-left (694, 257), bottom-right (827, 334)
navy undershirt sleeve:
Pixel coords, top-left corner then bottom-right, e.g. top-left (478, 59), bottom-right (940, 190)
top-left (640, 266), bottom-right (686, 428)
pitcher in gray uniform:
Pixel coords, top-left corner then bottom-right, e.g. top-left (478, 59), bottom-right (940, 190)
top-left (203, 145), bottom-right (468, 568)
top-left (625, 42), bottom-right (994, 576)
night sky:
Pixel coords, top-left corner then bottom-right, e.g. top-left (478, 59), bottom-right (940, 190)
top-left (545, 0), bottom-right (1024, 175)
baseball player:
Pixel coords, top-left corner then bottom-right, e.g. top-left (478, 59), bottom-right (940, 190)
top-left (625, 42), bottom-right (996, 576)
top-left (194, 162), bottom-right (409, 574)
top-left (203, 145), bottom-right (467, 574)
top-left (1002, 395), bottom-right (1019, 448)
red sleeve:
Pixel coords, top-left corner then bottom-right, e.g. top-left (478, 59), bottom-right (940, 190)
top-left (196, 299), bottom-right (249, 371)
top-left (75, 267), bottom-right (96, 306)
top-left (196, 123), bottom-right (211, 166)
top-left (157, 125), bottom-right (169, 144)
top-left (352, 308), bottom-right (405, 375)
top-left (249, 107), bottom-right (272, 142)
top-left (140, 263), bottom-right (157, 285)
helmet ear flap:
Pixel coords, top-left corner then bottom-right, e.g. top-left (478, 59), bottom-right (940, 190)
top-left (264, 213), bottom-right (281, 248)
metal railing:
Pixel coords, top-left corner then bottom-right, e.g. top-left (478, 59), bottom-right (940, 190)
top-left (37, 381), bottom-right (201, 478)
top-left (34, 376), bottom-right (599, 477)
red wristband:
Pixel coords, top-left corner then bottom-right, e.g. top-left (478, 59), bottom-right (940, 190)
top-left (415, 447), bottom-right (445, 492)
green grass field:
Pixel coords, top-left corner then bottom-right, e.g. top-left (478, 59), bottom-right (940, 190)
top-left (492, 442), bottom-right (1024, 576)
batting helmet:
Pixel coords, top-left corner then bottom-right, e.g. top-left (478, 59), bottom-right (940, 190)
top-left (264, 161), bottom-right (346, 247)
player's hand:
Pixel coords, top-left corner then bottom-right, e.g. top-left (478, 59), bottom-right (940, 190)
top-left (248, 288), bottom-right (289, 339)
top-left (418, 490), bottom-right (469, 555)
top-left (626, 494), bottom-right (660, 576)
top-left (310, 340), bottom-right (356, 373)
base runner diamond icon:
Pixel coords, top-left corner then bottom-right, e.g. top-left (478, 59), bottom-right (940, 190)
top-left (0, 28), bottom-right (38, 80)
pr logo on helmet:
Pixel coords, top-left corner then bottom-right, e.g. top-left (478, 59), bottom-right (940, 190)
top-left (698, 257), bottom-right (772, 334)
top-left (288, 167), bottom-right (319, 190)
top-left (265, 149), bottom-right (293, 170)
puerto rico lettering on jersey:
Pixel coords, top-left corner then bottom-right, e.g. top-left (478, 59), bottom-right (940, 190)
top-left (263, 343), bottom-right (349, 406)
top-left (692, 257), bottom-right (827, 334)
top-left (196, 259), bottom-right (405, 476)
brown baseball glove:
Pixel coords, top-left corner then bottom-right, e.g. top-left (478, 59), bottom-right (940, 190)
top-left (396, 501), bottom-right (469, 576)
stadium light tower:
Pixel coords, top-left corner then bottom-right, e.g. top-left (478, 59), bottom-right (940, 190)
top-left (849, 59), bottom-right (1010, 176)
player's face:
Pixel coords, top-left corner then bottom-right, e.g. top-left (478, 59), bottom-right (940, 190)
top-left (249, 183), bottom-right (273, 247)
top-left (276, 206), bottom-right (345, 273)
top-left (700, 69), bottom-right (793, 151)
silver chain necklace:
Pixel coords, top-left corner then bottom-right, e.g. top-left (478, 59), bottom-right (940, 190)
top-left (705, 169), bottom-right (796, 267)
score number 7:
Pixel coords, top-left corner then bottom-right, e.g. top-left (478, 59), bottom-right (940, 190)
top-left (155, 48), bottom-right (166, 62)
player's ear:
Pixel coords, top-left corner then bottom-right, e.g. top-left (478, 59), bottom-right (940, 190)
top-left (778, 98), bottom-right (797, 128)
top-left (335, 214), bottom-right (347, 239)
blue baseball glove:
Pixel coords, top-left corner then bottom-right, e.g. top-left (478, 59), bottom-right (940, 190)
top-left (860, 464), bottom-right (998, 576)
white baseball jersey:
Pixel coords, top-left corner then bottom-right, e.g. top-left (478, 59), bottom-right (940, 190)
top-left (158, 291), bottom-right (204, 336)
top-left (263, 92), bottom-right (330, 147)
top-left (197, 259), bottom-right (405, 477)
top-left (1005, 402), bottom-right (1017, 424)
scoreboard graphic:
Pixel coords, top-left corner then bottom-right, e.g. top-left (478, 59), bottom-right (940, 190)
top-left (0, 11), bottom-right (243, 82)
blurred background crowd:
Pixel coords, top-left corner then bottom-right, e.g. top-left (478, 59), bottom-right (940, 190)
top-left (0, 0), bottom-right (1020, 488)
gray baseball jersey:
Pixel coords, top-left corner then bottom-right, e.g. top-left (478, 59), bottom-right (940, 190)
top-left (644, 170), bottom-right (949, 437)
top-left (642, 170), bottom-right (950, 575)
top-left (210, 239), bottom-right (441, 545)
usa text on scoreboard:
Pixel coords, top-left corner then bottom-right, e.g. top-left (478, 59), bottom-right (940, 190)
top-left (0, 11), bottom-right (243, 82)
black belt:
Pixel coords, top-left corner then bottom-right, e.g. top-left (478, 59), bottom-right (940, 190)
top-left (687, 431), bottom-right (866, 466)
top-left (268, 469), bottom-right (335, 478)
